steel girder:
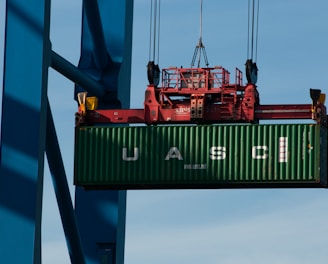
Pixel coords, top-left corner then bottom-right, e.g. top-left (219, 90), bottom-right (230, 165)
top-left (0, 0), bottom-right (51, 263)
top-left (0, 0), bottom-right (134, 263)
top-left (74, 1), bottom-right (134, 264)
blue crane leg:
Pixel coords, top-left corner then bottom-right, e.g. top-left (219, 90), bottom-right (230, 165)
top-left (74, 1), bottom-right (134, 263)
top-left (46, 100), bottom-right (86, 264)
top-left (75, 0), bottom-right (133, 109)
top-left (0, 0), bottom-right (51, 263)
top-left (75, 189), bottom-right (127, 264)
top-left (83, 0), bottom-right (110, 70)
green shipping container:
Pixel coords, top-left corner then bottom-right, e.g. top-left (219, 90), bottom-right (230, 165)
top-left (74, 124), bottom-right (327, 189)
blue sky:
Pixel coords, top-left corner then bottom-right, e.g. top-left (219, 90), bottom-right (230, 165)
top-left (1, 1), bottom-right (328, 263)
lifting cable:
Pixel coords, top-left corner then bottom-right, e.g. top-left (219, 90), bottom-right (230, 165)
top-left (147, 0), bottom-right (161, 86)
top-left (246, 0), bottom-right (259, 84)
top-left (191, 0), bottom-right (209, 68)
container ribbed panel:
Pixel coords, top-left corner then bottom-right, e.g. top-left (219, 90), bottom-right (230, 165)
top-left (74, 124), bottom-right (326, 188)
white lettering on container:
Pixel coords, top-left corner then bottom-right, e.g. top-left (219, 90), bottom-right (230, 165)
top-left (121, 138), bottom-right (287, 162)
top-left (122, 147), bottom-right (139, 161)
top-left (165, 147), bottom-right (183, 160)
top-left (184, 164), bottom-right (207, 169)
top-left (279, 137), bottom-right (288, 162)
top-left (209, 146), bottom-right (226, 160)
top-left (252, 146), bottom-right (268, 159)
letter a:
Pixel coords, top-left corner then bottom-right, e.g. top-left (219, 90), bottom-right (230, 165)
top-left (165, 147), bottom-right (183, 160)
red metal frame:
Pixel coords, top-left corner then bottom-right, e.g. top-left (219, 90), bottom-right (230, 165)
top-left (76, 66), bottom-right (327, 127)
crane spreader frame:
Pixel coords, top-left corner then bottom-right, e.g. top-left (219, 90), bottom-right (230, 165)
top-left (76, 65), bottom-right (327, 127)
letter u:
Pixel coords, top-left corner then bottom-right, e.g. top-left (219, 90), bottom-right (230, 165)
top-left (122, 147), bottom-right (139, 161)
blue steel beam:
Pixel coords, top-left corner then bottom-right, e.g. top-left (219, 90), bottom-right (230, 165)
top-left (46, 100), bottom-right (86, 264)
top-left (75, 0), bottom-right (133, 110)
top-left (83, 0), bottom-right (110, 70)
top-left (51, 51), bottom-right (105, 98)
top-left (75, 189), bottom-right (127, 264)
top-left (1, 1), bottom-right (134, 263)
top-left (74, 1), bottom-right (134, 263)
top-left (0, 0), bottom-right (51, 263)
